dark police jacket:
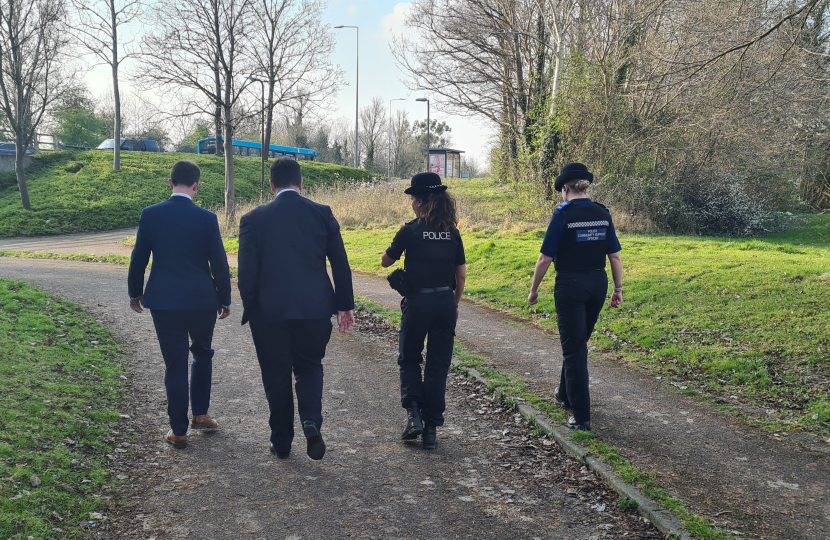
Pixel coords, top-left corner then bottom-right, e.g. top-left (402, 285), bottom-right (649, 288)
top-left (128, 195), bottom-right (232, 310)
top-left (386, 218), bottom-right (466, 290)
top-left (237, 190), bottom-right (354, 325)
top-left (540, 198), bottom-right (621, 271)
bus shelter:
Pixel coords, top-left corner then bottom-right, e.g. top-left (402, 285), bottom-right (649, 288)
top-left (428, 148), bottom-right (464, 179)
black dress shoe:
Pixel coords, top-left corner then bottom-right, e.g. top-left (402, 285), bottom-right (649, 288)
top-left (567, 416), bottom-right (592, 432)
top-left (554, 387), bottom-right (571, 410)
top-left (270, 443), bottom-right (290, 459)
top-left (401, 402), bottom-right (424, 440)
top-left (302, 421), bottom-right (326, 460)
top-left (422, 425), bottom-right (437, 450)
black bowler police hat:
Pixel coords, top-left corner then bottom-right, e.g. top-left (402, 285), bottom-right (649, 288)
top-left (554, 162), bottom-right (594, 192)
top-left (404, 172), bottom-right (448, 195)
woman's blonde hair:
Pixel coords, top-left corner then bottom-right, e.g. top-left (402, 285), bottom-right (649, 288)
top-left (564, 179), bottom-right (591, 193)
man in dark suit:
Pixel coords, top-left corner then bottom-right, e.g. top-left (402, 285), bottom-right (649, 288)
top-left (238, 157), bottom-right (354, 461)
top-left (128, 160), bottom-right (232, 449)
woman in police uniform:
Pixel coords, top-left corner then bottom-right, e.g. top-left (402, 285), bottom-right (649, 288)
top-left (381, 172), bottom-right (467, 450)
top-left (527, 163), bottom-right (623, 431)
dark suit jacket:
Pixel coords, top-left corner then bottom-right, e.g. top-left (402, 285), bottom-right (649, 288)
top-left (128, 195), bottom-right (232, 310)
top-left (237, 190), bottom-right (354, 325)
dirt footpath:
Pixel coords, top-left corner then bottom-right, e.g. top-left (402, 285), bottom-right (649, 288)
top-left (0, 257), bottom-right (658, 539)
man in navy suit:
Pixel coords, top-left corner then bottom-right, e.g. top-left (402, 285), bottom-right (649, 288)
top-left (238, 158), bottom-right (354, 460)
top-left (128, 160), bottom-right (232, 449)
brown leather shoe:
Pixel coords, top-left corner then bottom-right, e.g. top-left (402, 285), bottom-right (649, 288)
top-left (191, 414), bottom-right (219, 430)
top-left (166, 430), bottom-right (187, 449)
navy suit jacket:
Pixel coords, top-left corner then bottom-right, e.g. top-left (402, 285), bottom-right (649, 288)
top-left (128, 195), bottom-right (232, 310)
top-left (237, 190), bottom-right (354, 325)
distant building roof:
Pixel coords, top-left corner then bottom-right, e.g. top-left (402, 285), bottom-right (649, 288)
top-left (428, 148), bottom-right (465, 153)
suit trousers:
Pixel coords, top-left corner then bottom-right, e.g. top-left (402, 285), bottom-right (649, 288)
top-left (397, 290), bottom-right (457, 427)
top-left (554, 270), bottom-right (608, 425)
top-left (150, 309), bottom-right (217, 436)
top-left (249, 314), bottom-right (333, 452)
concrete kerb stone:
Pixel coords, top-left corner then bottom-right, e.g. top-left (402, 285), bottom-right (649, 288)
top-left (453, 360), bottom-right (692, 540)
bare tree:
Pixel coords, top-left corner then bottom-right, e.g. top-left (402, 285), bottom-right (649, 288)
top-left (72, 0), bottom-right (142, 171)
top-left (139, 0), bottom-right (253, 214)
top-left (359, 96), bottom-right (386, 171)
top-left (252, 0), bottom-right (342, 160)
top-left (0, 0), bottom-right (72, 210)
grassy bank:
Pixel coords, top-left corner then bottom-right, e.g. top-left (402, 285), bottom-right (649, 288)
top-left (329, 178), bottom-right (830, 434)
top-left (0, 151), bottom-right (375, 237)
top-left (0, 279), bottom-right (125, 538)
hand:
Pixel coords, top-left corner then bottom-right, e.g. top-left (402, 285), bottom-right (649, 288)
top-left (527, 290), bottom-right (539, 306)
top-left (337, 310), bottom-right (355, 333)
top-left (218, 306), bottom-right (231, 319)
top-left (129, 296), bottom-right (144, 314)
top-left (610, 290), bottom-right (623, 308)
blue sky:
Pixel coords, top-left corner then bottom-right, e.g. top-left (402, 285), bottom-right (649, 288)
top-left (83, 0), bottom-right (493, 164)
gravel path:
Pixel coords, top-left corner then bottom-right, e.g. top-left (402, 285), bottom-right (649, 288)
top-left (0, 258), bottom-right (659, 539)
top-left (2, 230), bottom-right (829, 538)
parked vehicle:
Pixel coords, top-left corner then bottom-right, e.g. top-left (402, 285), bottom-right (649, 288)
top-left (197, 137), bottom-right (317, 161)
top-left (0, 143), bottom-right (34, 156)
top-left (96, 138), bottom-right (160, 152)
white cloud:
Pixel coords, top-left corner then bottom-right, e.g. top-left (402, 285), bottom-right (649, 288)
top-left (380, 2), bottom-right (412, 40)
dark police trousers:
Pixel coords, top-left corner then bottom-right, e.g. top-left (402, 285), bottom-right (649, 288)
top-left (150, 310), bottom-right (217, 436)
top-left (554, 270), bottom-right (608, 425)
top-left (248, 313), bottom-right (333, 452)
top-left (398, 290), bottom-right (457, 427)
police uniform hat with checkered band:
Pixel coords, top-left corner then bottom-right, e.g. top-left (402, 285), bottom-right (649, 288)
top-left (554, 162), bottom-right (594, 192)
top-left (405, 172), bottom-right (448, 195)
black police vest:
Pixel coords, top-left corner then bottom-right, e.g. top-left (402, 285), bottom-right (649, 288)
top-left (403, 220), bottom-right (463, 290)
top-left (554, 202), bottom-right (612, 272)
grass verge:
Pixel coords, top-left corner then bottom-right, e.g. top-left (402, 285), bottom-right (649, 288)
top-left (352, 295), bottom-right (730, 540)
top-left (0, 278), bottom-right (125, 539)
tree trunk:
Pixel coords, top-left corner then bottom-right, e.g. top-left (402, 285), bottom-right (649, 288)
top-left (15, 133), bottom-right (30, 210)
top-left (111, 0), bottom-right (121, 171)
top-left (223, 104), bottom-right (234, 217)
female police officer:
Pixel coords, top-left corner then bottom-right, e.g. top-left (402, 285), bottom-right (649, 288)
top-left (527, 163), bottom-right (623, 431)
top-left (381, 172), bottom-right (466, 449)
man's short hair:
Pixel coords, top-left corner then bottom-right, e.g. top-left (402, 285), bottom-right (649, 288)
top-left (170, 160), bottom-right (201, 187)
top-left (270, 157), bottom-right (302, 188)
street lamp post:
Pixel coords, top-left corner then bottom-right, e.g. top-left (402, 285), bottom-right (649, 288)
top-left (248, 76), bottom-right (266, 201)
top-left (335, 25), bottom-right (359, 169)
top-left (388, 97), bottom-right (405, 178)
top-left (416, 97), bottom-right (429, 171)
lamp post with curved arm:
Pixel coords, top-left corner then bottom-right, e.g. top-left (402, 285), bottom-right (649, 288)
top-left (416, 97), bottom-right (429, 171)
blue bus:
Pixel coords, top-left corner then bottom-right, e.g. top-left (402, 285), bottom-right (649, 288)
top-left (197, 137), bottom-right (317, 161)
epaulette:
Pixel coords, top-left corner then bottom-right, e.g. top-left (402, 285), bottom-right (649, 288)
top-left (555, 201), bottom-right (572, 212)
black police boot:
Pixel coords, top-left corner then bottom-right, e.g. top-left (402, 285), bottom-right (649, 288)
top-left (554, 387), bottom-right (572, 410)
top-left (422, 425), bottom-right (437, 450)
top-left (401, 402), bottom-right (424, 440)
top-left (567, 416), bottom-right (592, 432)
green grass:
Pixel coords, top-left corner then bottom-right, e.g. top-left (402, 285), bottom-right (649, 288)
top-left (0, 278), bottom-right (125, 539)
top-left (337, 178), bottom-right (830, 434)
top-left (0, 151), bottom-right (375, 237)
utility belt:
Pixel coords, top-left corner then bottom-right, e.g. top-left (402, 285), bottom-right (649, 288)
top-left (415, 286), bottom-right (451, 294)
top-left (387, 269), bottom-right (452, 297)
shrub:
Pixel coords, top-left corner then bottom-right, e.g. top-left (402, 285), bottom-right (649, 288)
top-left (593, 170), bottom-right (791, 236)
